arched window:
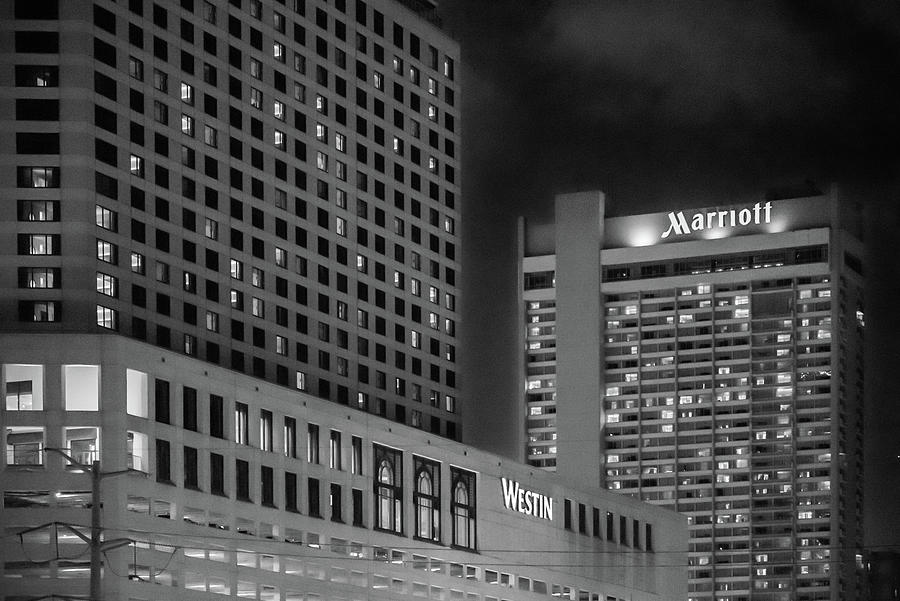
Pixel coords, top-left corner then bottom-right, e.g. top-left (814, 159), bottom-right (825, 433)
top-left (374, 445), bottom-right (403, 533)
top-left (414, 457), bottom-right (440, 541)
top-left (451, 468), bottom-right (476, 549)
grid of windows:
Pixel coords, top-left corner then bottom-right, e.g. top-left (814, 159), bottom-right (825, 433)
top-left (6, 0), bottom-right (462, 440)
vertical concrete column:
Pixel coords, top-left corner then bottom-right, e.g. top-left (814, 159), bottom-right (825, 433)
top-left (554, 192), bottom-right (605, 488)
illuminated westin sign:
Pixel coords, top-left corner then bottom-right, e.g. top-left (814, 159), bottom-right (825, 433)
top-left (500, 478), bottom-right (553, 521)
top-left (661, 201), bottom-right (773, 239)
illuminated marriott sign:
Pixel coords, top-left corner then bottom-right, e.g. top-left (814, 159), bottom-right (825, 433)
top-left (500, 478), bottom-right (553, 521)
top-left (661, 201), bottom-right (773, 239)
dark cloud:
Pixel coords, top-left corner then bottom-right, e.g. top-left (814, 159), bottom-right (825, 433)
top-left (441, 0), bottom-right (900, 548)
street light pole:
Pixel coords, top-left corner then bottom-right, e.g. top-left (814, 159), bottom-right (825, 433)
top-left (44, 448), bottom-right (139, 601)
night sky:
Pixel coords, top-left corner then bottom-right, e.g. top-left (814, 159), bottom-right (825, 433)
top-left (436, 1), bottom-right (900, 550)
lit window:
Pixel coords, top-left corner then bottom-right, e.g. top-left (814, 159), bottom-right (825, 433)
top-left (317, 151), bottom-right (328, 172)
top-left (251, 267), bottom-right (264, 288)
top-left (250, 87), bottom-right (262, 109)
top-left (275, 247), bottom-right (287, 267)
top-left (373, 71), bottom-right (383, 90)
top-left (273, 42), bottom-right (285, 63)
top-left (230, 259), bottom-right (243, 280)
top-left (96, 273), bottom-right (117, 297)
top-left (274, 100), bottom-right (285, 120)
top-left (294, 82), bottom-right (306, 101)
top-left (316, 95), bottom-right (328, 114)
top-left (250, 58), bottom-right (263, 79)
top-left (96, 239), bottom-right (116, 264)
top-left (335, 132), bottom-right (346, 152)
top-left (428, 104), bottom-right (438, 121)
top-left (130, 251), bottom-right (144, 273)
top-left (410, 330), bottom-right (421, 348)
top-left (294, 53), bottom-right (306, 74)
top-left (181, 114), bottom-right (194, 136)
top-left (274, 129), bottom-right (286, 150)
top-left (206, 311), bottom-right (219, 332)
top-left (203, 125), bottom-right (218, 147)
top-left (408, 66), bottom-right (420, 85)
top-left (427, 77), bottom-right (438, 95)
top-left (204, 218), bottom-right (218, 240)
top-left (96, 305), bottom-right (117, 329)
top-left (181, 82), bottom-right (194, 104)
top-left (129, 155), bottom-right (144, 177)
top-left (335, 217), bottom-right (347, 237)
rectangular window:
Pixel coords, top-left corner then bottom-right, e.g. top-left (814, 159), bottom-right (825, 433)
top-left (261, 465), bottom-right (274, 506)
top-left (284, 417), bottom-right (297, 458)
top-left (210, 452), bottom-right (225, 495)
top-left (184, 446), bottom-right (199, 488)
top-left (351, 435), bottom-right (363, 475)
top-left (17, 166), bottom-right (59, 188)
top-left (236, 459), bottom-right (250, 501)
top-left (154, 379), bottom-right (170, 424)
top-left (329, 430), bottom-right (342, 470)
top-left (259, 409), bottom-right (273, 451)
top-left (352, 488), bottom-right (364, 526)
top-left (183, 387), bottom-right (198, 432)
top-left (235, 402), bottom-right (249, 445)
top-left (96, 305), bottom-right (117, 330)
top-left (330, 483), bottom-right (343, 522)
top-left (308, 477), bottom-right (321, 516)
top-left (285, 471), bottom-right (298, 511)
top-left (155, 439), bottom-right (171, 483)
top-left (307, 423), bottom-right (320, 463)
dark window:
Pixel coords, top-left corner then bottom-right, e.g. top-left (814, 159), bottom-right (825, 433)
top-left (17, 133), bottom-right (59, 154)
top-left (183, 386), bottom-right (198, 431)
top-left (206, 452), bottom-right (225, 496)
top-left (184, 446), bottom-right (199, 488)
top-left (285, 472), bottom-right (298, 511)
top-left (15, 65), bottom-right (59, 87)
top-left (236, 459), bottom-right (251, 501)
top-left (16, 31), bottom-right (60, 54)
top-left (155, 438), bottom-right (171, 483)
top-left (209, 394), bottom-right (224, 438)
top-left (154, 379), bottom-right (170, 424)
top-left (308, 477), bottom-right (321, 517)
top-left (261, 466), bottom-right (275, 507)
top-left (16, 99), bottom-right (59, 121)
top-left (330, 483), bottom-right (343, 522)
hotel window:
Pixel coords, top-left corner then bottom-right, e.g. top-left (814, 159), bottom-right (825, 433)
top-left (276, 335), bottom-right (288, 356)
top-left (428, 104), bottom-right (438, 121)
top-left (181, 114), bottom-right (194, 136)
top-left (96, 206), bottom-right (117, 231)
top-left (18, 199), bottom-right (58, 221)
top-left (236, 459), bottom-right (250, 501)
top-left (316, 94), bottom-right (328, 114)
top-left (235, 402), bottom-right (249, 445)
top-left (330, 483), bottom-right (343, 522)
top-left (206, 311), bottom-right (219, 332)
top-left (155, 261), bottom-right (169, 284)
top-left (273, 42), bottom-right (286, 63)
top-left (155, 439), bottom-right (171, 483)
top-left (414, 456), bottom-right (440, 542)
top-left (204, 125), bottom-right (218, 147)
top-left (96, 305), bottom-right (117, 330)
top-left (252, 297), bottom-right (265, 318)
top-left (329, 430), bottom-right (342, 470)
top-left (296, 371), bottom-right (307, 391)
top-left (451, 468), bottom-right (476, 549)
top-left (336, 216), bottom-right (347, 236)
top-left (335, 132), bottom-right (346, 152)
top-left (129, 56), bottom-right (144, 80)
top-left (6, 426), bottom-right (44, 465)
top-left (260, 410), bottom-right (273, 452)
top-left (317, 151), bottom-right (328, 171)
top-left (5, 365), bottom-right (43, 411)
top-left (20, 267), bottom-right (59, 289)
top-left (152, 69), bottom-right (168, 92)
top-left (307, 424), bottom-right (320, 464)
top-left (62, 426), bottom-right (98, 468)
top-left (230, 259), bottom-right (243, 280)
top-left (18, 166), bottom-right (59, 188)
top-left (351, 436), bottom-right (363, 474)
top-left (284, 417), bottom-right (297, 458)
top-left (96, 272), bottom-right (117, 297)
top-left (374, 444), bottom-right (403, 534)
top-left (20, 234), bottom-right (59, 256)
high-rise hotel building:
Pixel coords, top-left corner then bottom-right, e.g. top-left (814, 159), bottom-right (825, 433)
top-left (519, 189), bottom-right (865, 600)
top-left (2, 0), bottom-right (462, 438)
